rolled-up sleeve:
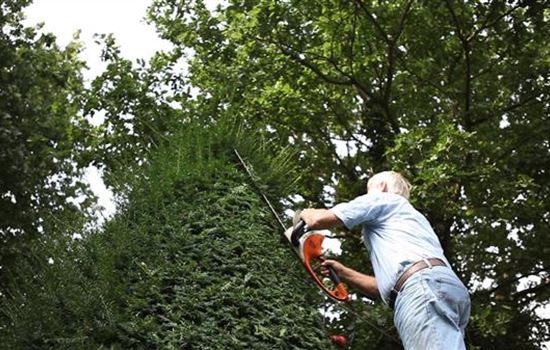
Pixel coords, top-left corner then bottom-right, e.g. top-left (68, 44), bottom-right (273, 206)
top-left (330, 202), bottom-right (357, 229)
top-left (330, 193), bottom-right (394, 229)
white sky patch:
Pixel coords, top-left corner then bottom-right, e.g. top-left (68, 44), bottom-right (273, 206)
top-left (332, 134), bottom-right (373, 160)
top-left (333, 139), bottom-right (357, 158)
top-left (469, 274), bottom-right (495, 293)
top-left (322, 184), bottom-right (336, 206)
top-left (322, 236), bottom-right (342, 256)
top-left (288, 193), bottom-right (304, 204)
top-left (1, 191), bottom-right (17, 204)
top-left (507, 225), bottom-right (524, 248)
top-left (85, 165), bottom-right (116, 221)
top-left (88, 109), bottom-right (106, 127)
top-left (23, 0), bottom-right (174, 81)
top-left (518, 270), bottom-right (549, 294)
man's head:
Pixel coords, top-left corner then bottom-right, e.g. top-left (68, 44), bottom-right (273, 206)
top-left (367, 171), bottom-right (411, 199)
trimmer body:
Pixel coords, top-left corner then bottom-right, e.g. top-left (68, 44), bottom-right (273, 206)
top-left (284, 219), bottom-right (349, 302)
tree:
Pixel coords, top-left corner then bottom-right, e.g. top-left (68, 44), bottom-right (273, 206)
top-left (0, 121), bottom-right (336, 349)
top-left (0, 0), bottom-right (93, 286)
top-left (83, 34), bottom-right (188, 188)
top-left (146, 1), bottom-right (550, 348)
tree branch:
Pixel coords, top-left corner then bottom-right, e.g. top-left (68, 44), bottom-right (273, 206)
top-left (476, 267), bottom-right (548, 298)
top-left (470, 94), bottom-right (541, 128)
top-left (381, 0), bottom-right (414, 134)
top-left (274, 40), bottom-right (353, 86)
top-left (352, 0), bottom-right (390, 44)
top-left (349, 3), bottom-right (359, 76)
top-left (393, 0), bottom-right (415, 43)
top-left (445, 0), bottom-right (473, 130)
top-left (324, 96), bottom-right (372, 151)
top-left (513, 278), bottom-right (550, 302)
top-left (468, 2), bottom-right (524, 42)
top-left (267, 37), bottom-right (379, 105)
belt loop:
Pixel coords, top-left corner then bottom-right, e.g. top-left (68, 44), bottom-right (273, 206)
top-left (423, 258), bottom-right (432, 269)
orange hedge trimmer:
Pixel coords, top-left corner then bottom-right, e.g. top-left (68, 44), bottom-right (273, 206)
top-left (234, 149), bottom-right (349, 302)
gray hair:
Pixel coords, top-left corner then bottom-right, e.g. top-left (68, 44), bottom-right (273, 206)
top-left (367, 171), bottom-right (412, 199)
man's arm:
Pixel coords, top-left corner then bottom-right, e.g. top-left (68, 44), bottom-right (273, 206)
top-left (300, 208), bottom-right (343, 229)
top-left (323, 260), bottom-right (380, 299)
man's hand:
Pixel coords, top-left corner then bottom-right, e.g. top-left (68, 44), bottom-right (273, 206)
top-left (321, 259), bottom-right (347, 277)
top-left (300, 208), bottom-right (342, 229)
top-left (321, 259), bottom-right (381, 299)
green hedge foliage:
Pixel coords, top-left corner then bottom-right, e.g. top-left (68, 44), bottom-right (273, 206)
top-left (0, 122), bottom-right (333, 349)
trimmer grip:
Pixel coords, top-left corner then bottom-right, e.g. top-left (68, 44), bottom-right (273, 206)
top-left (327, 265), bottom-right (342, 285)
top-left (290, 220), bottom-right (306, 247)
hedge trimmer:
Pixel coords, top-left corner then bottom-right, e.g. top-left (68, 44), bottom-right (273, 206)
top-left (234, 149), bottom-right (349, 302)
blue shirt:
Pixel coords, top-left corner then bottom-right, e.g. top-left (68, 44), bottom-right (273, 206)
top-left (331, 192), bottom-right (449, 304)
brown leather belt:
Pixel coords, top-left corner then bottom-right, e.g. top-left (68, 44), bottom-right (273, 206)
top-left (389, 258), bottom-right (447, 309)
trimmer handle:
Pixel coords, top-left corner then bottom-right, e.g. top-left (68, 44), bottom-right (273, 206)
top-left (326, 262), bottom-right (342, 286)
top-left (290, 220), bottom-right (307, 247)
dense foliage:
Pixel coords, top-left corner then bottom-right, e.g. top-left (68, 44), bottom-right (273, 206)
top-left (1, 122), bottom-right (335, 348)
top-left (0, 0), bottom-right (92, 288)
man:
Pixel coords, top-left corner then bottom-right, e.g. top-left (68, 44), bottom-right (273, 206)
top-left (300, 171), bottom-right (470, 350)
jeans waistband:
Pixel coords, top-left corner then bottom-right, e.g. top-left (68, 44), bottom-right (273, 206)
top-left (389, 258), bottom-right (447, 309)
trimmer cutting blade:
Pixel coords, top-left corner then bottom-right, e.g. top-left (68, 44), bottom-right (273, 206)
top-left (234, 149), bottom-right (348, 302)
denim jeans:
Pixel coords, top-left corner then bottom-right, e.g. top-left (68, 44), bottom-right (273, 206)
top-left (393, 266), bottom-right (471, 350)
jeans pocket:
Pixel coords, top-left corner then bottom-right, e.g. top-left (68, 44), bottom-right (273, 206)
top-left (432, 273), bottom-right (469, 328)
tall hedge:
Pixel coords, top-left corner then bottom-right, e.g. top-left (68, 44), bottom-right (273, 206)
top-left (0, 122), bottom-right (333, 349)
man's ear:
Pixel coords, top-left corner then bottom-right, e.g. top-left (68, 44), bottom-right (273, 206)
top-left (379, 181), bottom-right (388, 193)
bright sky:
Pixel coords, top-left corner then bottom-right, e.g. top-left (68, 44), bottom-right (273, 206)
top-left (23, 0), bottom-right (175, 80)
